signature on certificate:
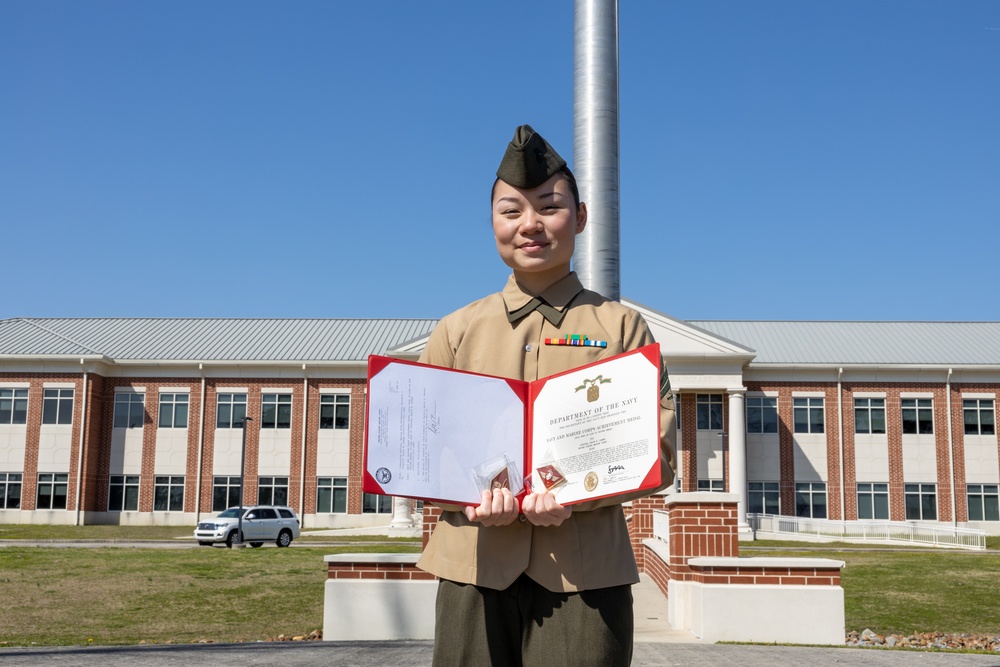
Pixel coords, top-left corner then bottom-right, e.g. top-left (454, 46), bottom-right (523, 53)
top-left (426, 404), bottom-right (441, 435)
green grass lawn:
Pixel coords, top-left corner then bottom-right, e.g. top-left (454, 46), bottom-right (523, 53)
top-left (1, 525), bottom-right (998, 647)
top-left (0, 543), bottom-right (421, 647)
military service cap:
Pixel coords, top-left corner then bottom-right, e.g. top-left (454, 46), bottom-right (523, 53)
top-left (496, 124), bottom-right (567, 189)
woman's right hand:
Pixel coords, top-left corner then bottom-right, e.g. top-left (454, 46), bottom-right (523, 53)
top-left (464, 488), bottom-right (518, 526)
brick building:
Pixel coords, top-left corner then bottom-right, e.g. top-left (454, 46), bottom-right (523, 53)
top-left (1, 313), bottom-right (998, 533)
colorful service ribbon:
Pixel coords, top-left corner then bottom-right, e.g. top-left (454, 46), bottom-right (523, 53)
top-left (543, 334), bottom-right (608, 348)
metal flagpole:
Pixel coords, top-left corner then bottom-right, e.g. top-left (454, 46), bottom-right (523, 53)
top-left (573, 0), bottom-right (620, 302)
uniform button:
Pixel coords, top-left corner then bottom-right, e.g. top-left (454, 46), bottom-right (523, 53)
top-left (525, 344), bottom-right (532, 352)
top-left (519, 515), bottom-right (527, 523)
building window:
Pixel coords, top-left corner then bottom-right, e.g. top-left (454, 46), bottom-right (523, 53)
top-left (317, 477), bottom-right (347, 513)
top-left (675, 394), bottom-right (681, 431)
top-left (320, 394), bottom-right (350, 429)
top-left (795, 482), bottom-right (827, 518)
top-left (967, 484), bottom-right (999, 521)
top-left (212, 476), bottom-right (243, 511)
top-left (154, 476), bottom-right (185, 512)
top-left (108, 475), bottom-right (140, 511)
top-left (748, 481), bottom-right (779, 514)
top-left (857, 482), bottom-right (889, 520)
top-left (261, 394), bottom-right (292, 429)
top-left (901, 398), bottom-right (933, 435)
top-left (36, 473), bottom-right (68, 510)
top-left (0, 389), bottom-right (29, 425)
top-left (696, 394), bottom-right (723, 430)
top-left (793, 398), bottom-right (825, 434)
top-left (746, 397), bottom-right (778, 434)
top-left (257, 477), bottom-right (289, 506)
top-left (697, 479), bottom-right (725, 492)
top-left (963, 399), bottom-right (995, 436)
top-left (904, 483), bottom-right (937, 520)
top-left (158, 393), bottom-right (189, 428)
top-left (363, 492), bottom-right (392, 513)
top-left (42, 388), bottom-right (74, 425)
top-left (1, 473), bottom-right (22, 509)
top-left (216, 394), bottom-right (248, 429)
top-left (854, 398), bottom-right (886, 434)
top-left (113, 392), bottom-right (145, 429)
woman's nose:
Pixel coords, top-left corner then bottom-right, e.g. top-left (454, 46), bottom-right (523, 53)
top-left (520, 210), bottom-right (543, 233)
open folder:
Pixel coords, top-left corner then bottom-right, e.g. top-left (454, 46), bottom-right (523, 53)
top-left (363, 343), bottom-right (662, 507)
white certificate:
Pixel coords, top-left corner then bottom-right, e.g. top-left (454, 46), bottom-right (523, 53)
top-left (363, 343), bottom-right (661, 507)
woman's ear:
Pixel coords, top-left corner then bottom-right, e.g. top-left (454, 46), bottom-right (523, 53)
top-left (575, 202), bottom-right (588, 234)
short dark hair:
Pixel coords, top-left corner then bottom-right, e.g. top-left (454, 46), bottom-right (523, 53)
top-left (491, 165), bottom-right (581, 211)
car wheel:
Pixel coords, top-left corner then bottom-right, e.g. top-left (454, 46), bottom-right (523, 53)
top-left (250, 542), bottom-right (263, 548)
top-left (198, 541), bottom-right (212, 546)
top-left (276, 530), bottom-right (292, 548)
top-left (226, 530), bottom-right (240, 548)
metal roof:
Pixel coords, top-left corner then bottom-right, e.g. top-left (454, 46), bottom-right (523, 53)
top-left (0, 318), bottom-right (439, 363)
top-left (4, 317), bottom-right (1000, 368)
top-left (687, 321), bottom-right (1000, 366)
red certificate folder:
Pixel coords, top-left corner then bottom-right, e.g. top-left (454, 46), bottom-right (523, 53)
top-left (363, 343), bottom-right (661, 507)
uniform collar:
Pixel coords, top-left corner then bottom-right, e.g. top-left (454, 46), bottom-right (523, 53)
top-left (502, 272), bottom-right (585, 326)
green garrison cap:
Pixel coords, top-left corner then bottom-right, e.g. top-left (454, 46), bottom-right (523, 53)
top-left (496, 124), bottom-right (567, 189)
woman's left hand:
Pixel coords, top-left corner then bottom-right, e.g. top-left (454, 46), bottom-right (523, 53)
top-left (521, 491), bottom-right (572, 526)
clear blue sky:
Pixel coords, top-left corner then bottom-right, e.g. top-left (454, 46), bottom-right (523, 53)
top-left (3, 1), bottom-right (998, 322)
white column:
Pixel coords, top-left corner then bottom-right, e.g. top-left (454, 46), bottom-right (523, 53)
top-left (390, 496), bottom-right (413, 528)
top-left (727, 388), bottom-right (750, 534)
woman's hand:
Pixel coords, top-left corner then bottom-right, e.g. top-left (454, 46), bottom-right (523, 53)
top-left (521, 491), bottom-right (572, 527)
top-left (464, 487), bottom-right (519, 526)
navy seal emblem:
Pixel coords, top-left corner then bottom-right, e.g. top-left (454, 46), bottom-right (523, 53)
top-left (375, 467), bottom-right (392, 484)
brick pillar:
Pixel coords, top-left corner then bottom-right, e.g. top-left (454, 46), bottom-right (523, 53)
top-left (628, 493), bottom-right (667, 571)
top-left (664, 493), bottom-right (739, 582)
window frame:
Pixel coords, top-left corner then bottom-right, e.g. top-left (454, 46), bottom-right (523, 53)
top-left (319, 394), bottom-right (351, 430)
top-left (317, 477), bottom-right (348, 513)
top-left (746, 396), bottom-right (778, 434)
top-left (362, 492), bottom-right (393, 514)
top-left (696, 394), bottom-right (723, 431)
top-left (856, 482), bottom-right (889, 520)
top-left (42, 388), bottom-right (75, 425)
top-left (260, 394), bottom-right (292, 430)
top-left (904, 483), bottom-right (937, 520)
top-left (113, 392), bottom-right (146, 429)
top-left (257, 476), bottom-right (289, 506)
top-left (967, 484), bottom-right (999, 521)
top-left (158, 393), bottom-right (190, 429)
top-left (108, 475), bottom-right (140, 511)
top-left (0, 472), bottom-right (22, 509)
top-left (901, 398), bottom-right (934, 435)
top-left (854, 397), bottom-right (886, 435)
top-left (212, 476), bottom-right (243, 511)
top-left (793, 397), bottom-right (825, 434)
top-left (0, 388), bottom-right (29, 425)
top-left (963, 399), bottom-right (995, 436)
top-left (153, 475), bottom-right (185, 512)
top-left (747, 481), bottom-right (780, 514)
top-left (794, 481), bottom-right (827, 519)
top-left (216, 394), bottom-right (248, 429)
top-left (36, 473), bottom-right (69, 510)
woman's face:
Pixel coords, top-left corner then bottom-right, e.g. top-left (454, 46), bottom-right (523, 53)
top-left (491, 173), bottom-right (587, 291)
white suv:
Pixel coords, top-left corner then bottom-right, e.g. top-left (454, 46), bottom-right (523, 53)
top-left (194, 505), bottom-right (301, 548)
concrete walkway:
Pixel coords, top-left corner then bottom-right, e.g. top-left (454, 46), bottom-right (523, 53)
top-left (3, 641), bottom-right (1000, 666)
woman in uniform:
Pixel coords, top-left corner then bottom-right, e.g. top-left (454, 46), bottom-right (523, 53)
top-left (418, 124), bottom-right (676, 667)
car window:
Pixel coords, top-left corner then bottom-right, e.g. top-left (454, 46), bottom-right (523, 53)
top-left (257, 508), bottom-right (278, 520)
top-left (277, 508), bottom-right (294, 519)
top-left (245, 511), bottom-right (257, 519)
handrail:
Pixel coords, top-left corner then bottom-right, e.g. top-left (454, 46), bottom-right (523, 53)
top-left (746, 513), bottom-right (986, 551)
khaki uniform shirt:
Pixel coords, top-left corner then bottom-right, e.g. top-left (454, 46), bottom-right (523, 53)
top-left (417, 272), bottom-right (677, 592)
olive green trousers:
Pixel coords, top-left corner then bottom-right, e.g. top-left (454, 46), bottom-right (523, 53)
top-left (432, 575), bottom-right (633, 667)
